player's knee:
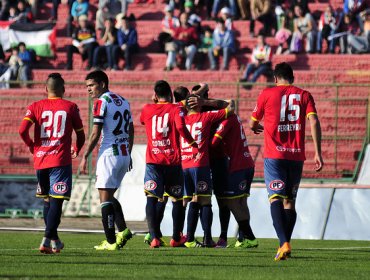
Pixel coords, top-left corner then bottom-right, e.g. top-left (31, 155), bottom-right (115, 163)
top-left (283, 199), bottom-right (295, 209)
top-left (197, 196), bottom-right (211, 206)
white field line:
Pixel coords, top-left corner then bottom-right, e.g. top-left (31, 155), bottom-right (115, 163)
top-left (0, 227), bottom-right (147, 235)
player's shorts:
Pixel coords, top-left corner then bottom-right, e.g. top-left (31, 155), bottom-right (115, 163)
top-left (210, 157), bottom-right (229, 197)
top-left (36, 164), bottom-right (72, 200)
top-left (264, 158), bottom-right (304, 200)
top-left (144, 164), bottom-right (184, 199)
top-left (216, 167), bottom-right (255, 199)
top-left (183, 166), bottom-right (213, 198)
top-left (95, 155), bottom-right (130, 189)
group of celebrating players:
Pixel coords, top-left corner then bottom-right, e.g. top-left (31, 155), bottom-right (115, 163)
top-left (19, 62), bottom-right (323, 261)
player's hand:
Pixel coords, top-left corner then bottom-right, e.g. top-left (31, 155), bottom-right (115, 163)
top-left (71, 147), bottom-right (78, 159)
top-left (188, 95), bottom-right (204, 109)
top-left (252, 124), bottom-right (264, 134)
top-left (314, 153), bottom-right (324, 172)
top-left (79, 157), bottom-right (87, 174)
top-left (127, 157), bottom-right (133, 172)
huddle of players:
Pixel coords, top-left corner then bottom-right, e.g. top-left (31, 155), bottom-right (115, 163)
top-left (140, 80), bottom-right (258, 249)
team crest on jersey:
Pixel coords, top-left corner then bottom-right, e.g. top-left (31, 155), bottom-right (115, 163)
top-left (111, 94), bottom-right (123, 106)
top-left (145, 180), bottom-right (157, 191)
top-left (269, 180), bottom-right (285, 191)
top-left (52, 182), bottom-right (68, 194)
top-left (171, 185), bottom-right (182, 196)
top-left (197, 181), bottom-right (208, 192)
top-left (239, 180), bottom-right (247, 191)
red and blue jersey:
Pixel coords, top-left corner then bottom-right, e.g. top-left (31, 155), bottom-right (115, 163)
top-left (251, 85), bottom-right (317, 161)
top-left (22, 98), bottom-right (84, 169)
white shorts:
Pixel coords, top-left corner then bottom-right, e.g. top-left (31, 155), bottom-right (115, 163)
top-left (95, 155), bottom-right (130, 189)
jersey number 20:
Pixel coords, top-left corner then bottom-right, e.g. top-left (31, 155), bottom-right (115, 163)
top-left (41, 110), bottom-right (66, 138)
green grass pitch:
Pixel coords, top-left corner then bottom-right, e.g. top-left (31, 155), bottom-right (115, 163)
top-left (0, 231), bottom-right (369, 279)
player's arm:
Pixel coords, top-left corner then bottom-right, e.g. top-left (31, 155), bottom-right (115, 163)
top-left (72, 128), bottom-right (85, 159)
top-left (224, 99), bottom-right (235, 117)
top-left (187, 95), bottom-right (229, 110)
top-left (249, 117), bottom-right (264, 134)
top-left (127, 122), bottom-right (134, 172)
top-left (79, 124), bottom-right (102, 174)
top-left (19, 119), bottom-right (34, 154)
top-left (211, 119), bottom-right (229, 147)
top-left (308, 113), bottom-right (323, 172)
top-left (174, 109), bottom-right (198, 148)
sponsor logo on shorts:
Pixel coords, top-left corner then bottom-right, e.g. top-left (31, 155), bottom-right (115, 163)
top-left (197, 181), bottom-right (208, 192)
top-left (53, 182), bottom-right (68, 194)
top-left (171, 185), bottom-right (182, 196)
top-left (269, 180), bottom-right (285, 191)
top-left (145, 180), bottom-right (157, 191)
top-left (239, 180), bottom-right (247, 190)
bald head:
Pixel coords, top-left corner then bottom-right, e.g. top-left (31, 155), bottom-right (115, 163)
top-left (46, 73), bottom-right (65, 96)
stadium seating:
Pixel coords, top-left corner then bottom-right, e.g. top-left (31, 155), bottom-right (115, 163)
top-left (0, 0), bottom-right (369, 179)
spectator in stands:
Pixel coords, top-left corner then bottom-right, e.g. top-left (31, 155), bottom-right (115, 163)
top-left (337, 13), bottom-right (361, 54)
top-left (220, 7), bottom-right (234, 30)
top-left (292, 0), bottom-right (309, 15)
top-left (212, 1), bottom-right (237, 19)
top-left (8, 5), bottom-right (19, 21)
top-left (112, 15), bottom-right (138, 70)
top-left (12, 0), bottom-right (33, 23)
top-left (17, 42), bottom-right (32, 86)
top-left (275, 12), bottom-right (293, 55)
top-left (0, 0), bottom-right (10, 20)
top-left (47, 0), bottom-right (73, 22)
top-left (96, 0), bottom-right (129, 30)
top-left (164, 12), bottom-right (199, 71)
top-left (66, 15), bottom-right (97, 70)
top-left (347, 11), bottom-right (370, 53)
top-left (250, 0), bottom-right (275, 37)
top-left (68, 0), bottom-right (89, 38)
top-left (196, 26), bottom-right (213, 70)
top-left (208, 18), bottom-right (235, 70)
top-left (344, 0), bottom-right (364, 32)
top-left (158, 5), bottom-right (180, 53)
top-left (317, 6), bottom-right (338, 54)
top-left (237, 0), bottom-right (250, 20)
top-left (239, 33), bottom-right (272, 89)
top-left (8, 46), bottom-right (21, 81)
top-left (93, 18), bottom-right (118, 70)
top-left (290, 5), bottom-right (317, 53)
top-left (184, 1), bottom-right (202, 31)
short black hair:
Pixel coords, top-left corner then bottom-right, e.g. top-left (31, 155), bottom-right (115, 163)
top-left (173, 86), bottom-right (189, 102)
top-left (85, 70), bottom-right (109, 88)
top-left (274, 62), bottom-right (294, 84)
top-left (192, 84), bottom-right (209, 99)
top-left (18, 42), bottom-right (26, 47)
top-left (154, 80), bottom-right (172, 99)
top-left (47, 72), bottom-right (65, 92)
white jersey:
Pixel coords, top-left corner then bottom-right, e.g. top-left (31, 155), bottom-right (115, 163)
top-left (93, 91), bottom-right (132, 157)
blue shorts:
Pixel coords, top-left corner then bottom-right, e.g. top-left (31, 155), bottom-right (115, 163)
top-left (264, 158), bottom-right (303, 200)
top-left (216, 167), bottom-right (255, 199)
top-left (210, 157), bottom-right (229, 197)
top-left (183, 166), bottom-right (213, 198)
top-left (144, 164), bottom-right (184, 199)
top-left (36, 165), bottom-right (72, 200)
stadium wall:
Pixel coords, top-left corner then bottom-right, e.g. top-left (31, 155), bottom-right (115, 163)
top-left (1, 145), bottom-right (370, 240)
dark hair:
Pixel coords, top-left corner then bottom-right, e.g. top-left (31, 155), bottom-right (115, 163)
top-left (173, 86), bottom-right (190, 102)
top-left (274, 62), bottom-right (294, 84)
top-left (85, 70), bottom-right (109, 88)
top-left (192, 84), bottom-right (208, 99)
top-left (18, 42), bottom-right (26, 47)
top-left (216, 17), bottom-right (225, 24)
top-left (47, 72), bottom-right (65, 92)
top-left (154, 80), bottom-right (172, 99)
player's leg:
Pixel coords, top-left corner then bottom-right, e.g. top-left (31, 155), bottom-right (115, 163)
top-left (284, 160), bottom-right (303, 243)
top-left (45, 165), bottom-right (73, 253)
top-left (264, 158), bottom-right (290, 260)
top-left (211, 157), bottom-right (230, 247)
top-left (183, 168), bottom-right (202, 247)
top-left (144, 164), bottom-right (165, 248)
top-left (97, 189), bottom-right (118, 249)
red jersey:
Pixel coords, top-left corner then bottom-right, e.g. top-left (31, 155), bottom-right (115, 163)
top-left (251, 85), bottom-right (317, 161)
top-left (22, 98), bottom-right (84, 169)
top-left (181, 109), bottom-right (228, 169)
top-left (213, 114), bottom-right (254, 172)
top-left (140, 102), bottom-right (194, 165)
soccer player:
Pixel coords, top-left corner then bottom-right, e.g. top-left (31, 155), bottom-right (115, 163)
top-left (19, 73), bottom-right (85, 254)
top-left (249, 62), bottom-right (323, 261)
top-left (80, 70), bottom-right (134, 250)
top-left (140, 80), bottom-right (197, 248)
top-left (182, 94), bottom-right (235, 248)
top-left (212, 113), bottom-right (258, 248)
